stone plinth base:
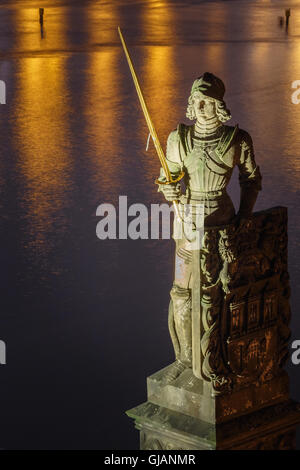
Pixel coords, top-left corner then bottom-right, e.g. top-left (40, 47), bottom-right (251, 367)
top-left (127, 400), bottom-right (300, 450)
top-left (146, 362), bottom-right (290, 424)
top-left (126, 362), bottom-right (300, 450)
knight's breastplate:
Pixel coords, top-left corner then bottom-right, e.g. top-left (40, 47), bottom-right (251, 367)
top-left (184, 133), bottom-right (234, 193)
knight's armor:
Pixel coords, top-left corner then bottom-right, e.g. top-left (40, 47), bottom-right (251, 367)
top-left (158, 122), bottom-right (262, 370)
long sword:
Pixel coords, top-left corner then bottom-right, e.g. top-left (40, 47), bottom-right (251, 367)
top-left (118, 27), bottom-right (184, 219)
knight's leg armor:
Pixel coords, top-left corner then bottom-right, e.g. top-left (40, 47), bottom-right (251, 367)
top-left (170, 284), bottom-right (192, 367)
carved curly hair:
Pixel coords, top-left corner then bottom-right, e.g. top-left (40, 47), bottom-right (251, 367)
top-left (186, 94), bottom-right (231, 123)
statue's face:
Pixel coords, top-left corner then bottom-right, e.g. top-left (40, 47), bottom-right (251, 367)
top-left (192, 92), bottom-right (217, 123)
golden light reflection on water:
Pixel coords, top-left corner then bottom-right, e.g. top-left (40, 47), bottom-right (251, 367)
top-left (14, 7), bottom-right (40, 50)
top-left (84, 49), bottom-right (122, 199)
top-left (232, 39), bottom-right (300, 190)
top-left (83, 4), bottom-right (123, 200)
top-left (87, 2), bottom-right (120, 46)
top-left (13, 55), bottom-right (72, 261)
top-left (13, 6), bottom-right (70, 52)
top-left (138, 45), bottom-right (181, 186)
top-left (137, 2), bottom-right (181, 188)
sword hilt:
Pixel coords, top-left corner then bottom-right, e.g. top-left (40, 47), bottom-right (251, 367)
top-left (154, 171), bottom-right (185, 186)
top-left (155, 172), bottom-right (185, 222)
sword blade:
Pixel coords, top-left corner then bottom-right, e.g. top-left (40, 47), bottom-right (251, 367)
top-left (118, 27), bottom-right (172, 182)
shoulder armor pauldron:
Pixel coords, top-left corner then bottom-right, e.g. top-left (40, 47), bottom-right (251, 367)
top-left (215, 125), bottom-right (239, 162)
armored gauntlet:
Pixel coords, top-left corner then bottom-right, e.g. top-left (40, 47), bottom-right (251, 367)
top-left (158, 182), bottom-right (181, 202)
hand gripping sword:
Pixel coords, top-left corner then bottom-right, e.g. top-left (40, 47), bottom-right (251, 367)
top-left (118, 27), bottom-right (184, 220)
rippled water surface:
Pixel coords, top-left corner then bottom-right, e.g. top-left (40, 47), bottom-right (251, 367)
top-left (0, 0), bottom-right (300, 449)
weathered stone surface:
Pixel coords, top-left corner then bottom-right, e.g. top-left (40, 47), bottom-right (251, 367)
top-left (192, 207), bottom-right (291, 394)
top-left (147, 362), bottom-right (289, 424)
top-left (127, 400), bottom-right (300, 450)
top-left (127, 402), bottom-right (215, 450)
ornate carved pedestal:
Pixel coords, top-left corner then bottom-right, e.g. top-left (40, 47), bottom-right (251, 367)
top-left (127, 207), bottom-right (300, 450)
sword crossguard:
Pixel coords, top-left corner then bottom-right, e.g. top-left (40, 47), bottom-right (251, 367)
top-left (155, 171), bottom-right (185, 186)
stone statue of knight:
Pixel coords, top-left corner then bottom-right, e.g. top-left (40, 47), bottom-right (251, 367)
top-left (158, 73), bottom-right (262, 379)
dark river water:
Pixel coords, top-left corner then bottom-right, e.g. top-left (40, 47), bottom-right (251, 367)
top-left (0, 0), bottom-right (300, 449)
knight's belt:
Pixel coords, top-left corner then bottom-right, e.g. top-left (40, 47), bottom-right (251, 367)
top-left (180, 188), bottom-right (227, 202)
